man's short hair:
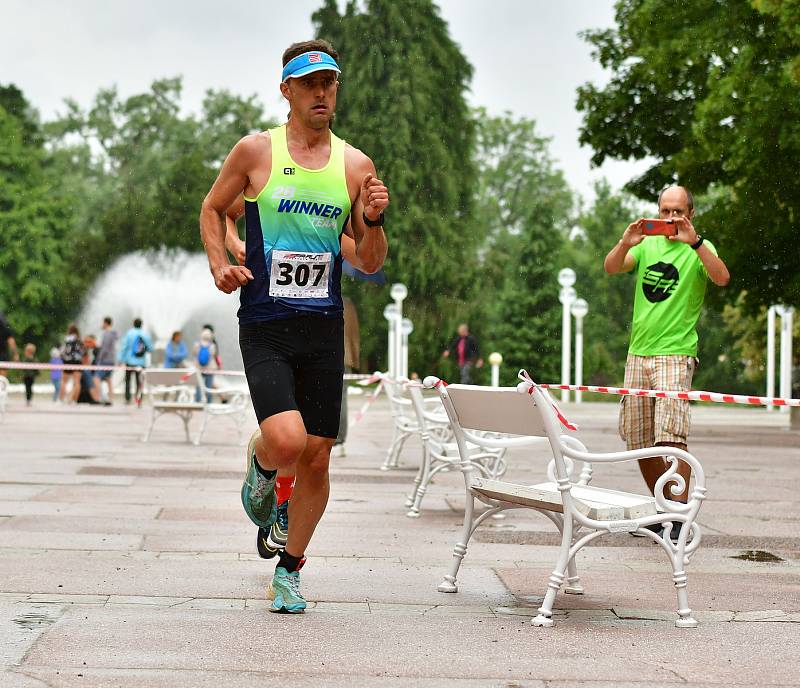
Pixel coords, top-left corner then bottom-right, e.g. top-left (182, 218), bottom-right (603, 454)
top-left (103, 316), bottom-right (112, 326)
top-left (133, 318), bottom-right (142, 329)
top-left (658, 185), bottom-right (694, 212)
top-left (282, 39), bottom-right (338, 67)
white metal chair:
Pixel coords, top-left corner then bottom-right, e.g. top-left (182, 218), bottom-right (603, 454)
top-left (405, 381), bottom-right (514, 518)
top-left (379, 374), bottom-right (449, 472)
top-left (426, 371), bottom-right (707, 628)
top-left (141, 368), bottom-right (249, 445)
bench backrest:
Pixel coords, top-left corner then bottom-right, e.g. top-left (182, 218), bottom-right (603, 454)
top-left (444, 384), bottom-right (547, 437)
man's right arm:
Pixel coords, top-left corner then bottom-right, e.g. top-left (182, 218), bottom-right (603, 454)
top-left (604, 219), bottom-right (645, 274)
top-left (199, 137), bottom-right (259, 293)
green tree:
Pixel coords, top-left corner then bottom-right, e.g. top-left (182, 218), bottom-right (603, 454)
top-left (471, 111), bottom-right (574, 385)
top-left (576, 0), bottom-right (800, 310)
top-left (0, 97), bottom-right (80, 345)
top-left (566, 180), bottom-right (644, 385)
top-left (313, 0), bottom-right (479, 373)
top-left (46, 78), bottom-right (274, 268)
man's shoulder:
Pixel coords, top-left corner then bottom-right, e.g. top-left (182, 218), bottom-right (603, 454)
top-left (343, 143), bottom-right (373, 172)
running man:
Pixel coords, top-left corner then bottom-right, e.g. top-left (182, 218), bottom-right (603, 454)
top-left (200, 39), bottom-right (388, 613)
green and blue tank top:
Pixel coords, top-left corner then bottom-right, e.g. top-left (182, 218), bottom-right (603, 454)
top-left (238, 124), bottom-right (351, 323)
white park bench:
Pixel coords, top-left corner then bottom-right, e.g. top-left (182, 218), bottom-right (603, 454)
top-left (141, 368), bottom-right (249, 446)
top-left (404, 381), bottom-right (543, 518)
top-left (379, 373), bottom-right (450, 471)
top-left (426, 374), bottom-right (707, 628)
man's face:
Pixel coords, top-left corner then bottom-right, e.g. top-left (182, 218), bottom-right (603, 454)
top-left (281, 70), bottom-right (339, 129)
top-left (457, 325), bottom-right (468, 337)
top-left (658, 188), bottom-right (694, 220)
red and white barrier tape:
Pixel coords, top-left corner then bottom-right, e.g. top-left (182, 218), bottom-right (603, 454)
top-left (537, 382), bottom-right (800, 408)
top-left (348, 379), bottom-right (385, 428)
top-left (0, 361), bottom-right (374, 381)
top-left (518, 370), bottom-right (578, 431)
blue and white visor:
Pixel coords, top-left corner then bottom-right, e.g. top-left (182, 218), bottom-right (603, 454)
top-left (282, 51), bottom-right (341, 81)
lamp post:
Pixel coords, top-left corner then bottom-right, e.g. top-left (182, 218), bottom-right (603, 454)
top-left (383, 304), bottom-right (399, 378)
top-left (767, 305), bottom-right (777, 411)
top-left (401, 317), bottom-right (413, 380)
top-left (488, 352), bottom-right (503, 387)
top-left (390, 283), bottom-right (408, 379)
top-left (779, 305), bottom-right (794, 415)
top-left (558, 268), bottom-right (577, 403)
top-left (570, 298), bottom-right (588, 404)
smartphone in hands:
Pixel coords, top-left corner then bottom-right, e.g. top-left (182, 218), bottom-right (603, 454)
top-left (642, 219), bottom-right (676, 236)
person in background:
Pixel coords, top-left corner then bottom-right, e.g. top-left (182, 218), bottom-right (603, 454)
top-left (0, 310), bottom-right (19, 377)
top-left (442, 323), bottom-right (483, 384)
top-left (118, 318), bottom-right (153, 405)
top-left (22, 343), bottom-right (37, 406)
top-left (193, 327), bottom-right (219, 402)
top-left (59, 324), bottom-right (85, 404)
top-left (202, 323), bottom-right (223, 369)
top-left (49, 347), bottom-right (62, 402)
top-left (95, 316), bottom-right (118, 405)
top-left (164, 331), bottom-right (188, 368)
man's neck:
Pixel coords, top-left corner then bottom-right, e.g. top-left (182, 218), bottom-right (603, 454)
top-left (286, 116), bottom-right (330, 151)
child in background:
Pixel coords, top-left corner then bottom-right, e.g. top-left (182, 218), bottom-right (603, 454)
top-left (50, 347), bottom-right (62, 402)
top-left (22, 343), bottom-right (38, 406)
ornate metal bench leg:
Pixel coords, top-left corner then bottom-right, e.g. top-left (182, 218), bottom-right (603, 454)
top-left (672, 568), bottom-right (698, 628)
top-left (532, 569), bottom-right (565, 627)
top-left (564, 556), bottom-right (584, 595)
top-left (438, 494), bottom-right (476, 593)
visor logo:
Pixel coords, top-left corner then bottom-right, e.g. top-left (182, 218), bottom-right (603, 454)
top-left (309, 53), bottom-right (322, 63)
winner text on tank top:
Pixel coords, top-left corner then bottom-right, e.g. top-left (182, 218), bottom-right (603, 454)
top-left (238, 124), bottom-right (352, 323)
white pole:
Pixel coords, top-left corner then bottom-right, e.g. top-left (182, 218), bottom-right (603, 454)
top-left (401, 318), bottom-right (413, 380)
top-left (767, 305), bottom-right (776, 412)
top-left (780, 306), bottom-right (794, 414)
top-left (557, 269), bottom-right (576, 404)
top-left (570, 298), bottom-right (588, 405)
top-left (390, 284), bottom-right (407, 380)
top-left (388, 317), bottom-right (396, 378)
top-left (488, 352), bottom-right (503, 387)
top-left (574, 316), bottom-right (584, 404)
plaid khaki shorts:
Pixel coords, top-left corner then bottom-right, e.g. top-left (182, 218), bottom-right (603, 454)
top-left (618, 354), bottom-right (696, 450)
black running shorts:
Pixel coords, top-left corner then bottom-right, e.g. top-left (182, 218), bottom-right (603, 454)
top-left (239, 315), bottom-right (344, 438)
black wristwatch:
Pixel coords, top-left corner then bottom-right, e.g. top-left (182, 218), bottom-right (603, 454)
top-left (362, 211), bottom-right (385, 228)
top-left (690, 235), bottom-right (704, 250)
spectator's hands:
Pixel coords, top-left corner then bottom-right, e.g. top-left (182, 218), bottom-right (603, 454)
top-left (213, 265), bottom-right (253, 294)
top-left (360, 173), bottom-right (390, 222)
top-left (669, 216), bottom-right (699, 245)
top-left (476, 358), bottom-right (484, 368)
top-left (621, 219), bottom-right (646, 248)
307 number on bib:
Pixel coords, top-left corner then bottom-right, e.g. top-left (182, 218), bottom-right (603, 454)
top-left (269, 250), bottom-right (331, 298)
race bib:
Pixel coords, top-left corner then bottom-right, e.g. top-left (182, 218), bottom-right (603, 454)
top-left (269, 250), bottom-right (331, 298)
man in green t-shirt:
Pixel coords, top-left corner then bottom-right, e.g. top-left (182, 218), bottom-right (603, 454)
top-left (604, 186), bottom-right (730, 503)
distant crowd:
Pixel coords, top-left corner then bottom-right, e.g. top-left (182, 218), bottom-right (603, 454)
top-left (0, 312), bottom-right (222, 407)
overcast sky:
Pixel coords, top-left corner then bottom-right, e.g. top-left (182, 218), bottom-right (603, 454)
top-left (1, 0), bottom-right (649, 203)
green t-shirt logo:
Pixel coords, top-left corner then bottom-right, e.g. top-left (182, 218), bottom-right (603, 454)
top-left (642, 262), bottom-right (679, 303)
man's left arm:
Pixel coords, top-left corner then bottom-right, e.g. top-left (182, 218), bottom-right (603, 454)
top-left (346, 151), bottom-right (388, 274)
top-left (671, 217), bottom-right (730, 287)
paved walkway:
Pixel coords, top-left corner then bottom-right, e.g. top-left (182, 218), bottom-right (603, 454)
top-left (1, 392), bottom-right (798, 687)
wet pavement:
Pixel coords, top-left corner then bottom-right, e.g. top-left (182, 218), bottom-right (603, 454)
top-left (0, 393), bottom-right (798, 687)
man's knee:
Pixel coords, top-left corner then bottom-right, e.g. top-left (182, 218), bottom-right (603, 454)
top-left (261, 428), bottom-right (307, 468)
top-left (300, 441), bottom-right (333, 478)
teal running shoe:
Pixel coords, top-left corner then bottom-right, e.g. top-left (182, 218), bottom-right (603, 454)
top-left (266, 566), bottom-right (306, 613)
top-left (241, 430), bottom-right (277, 529)
top-left (273, 500), bottom-right (289, 546)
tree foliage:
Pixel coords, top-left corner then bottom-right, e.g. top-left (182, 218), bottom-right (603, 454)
top-left (576, 0), bottom-right (800, 310)
top-left (313, 0), bottom-right (479, 373)
top-left (471, 110), bottom-right (573, 385)
top-left (46, 78), bottom-right (274, 269)
top-left (0, 98), bottom-right (80, 344)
